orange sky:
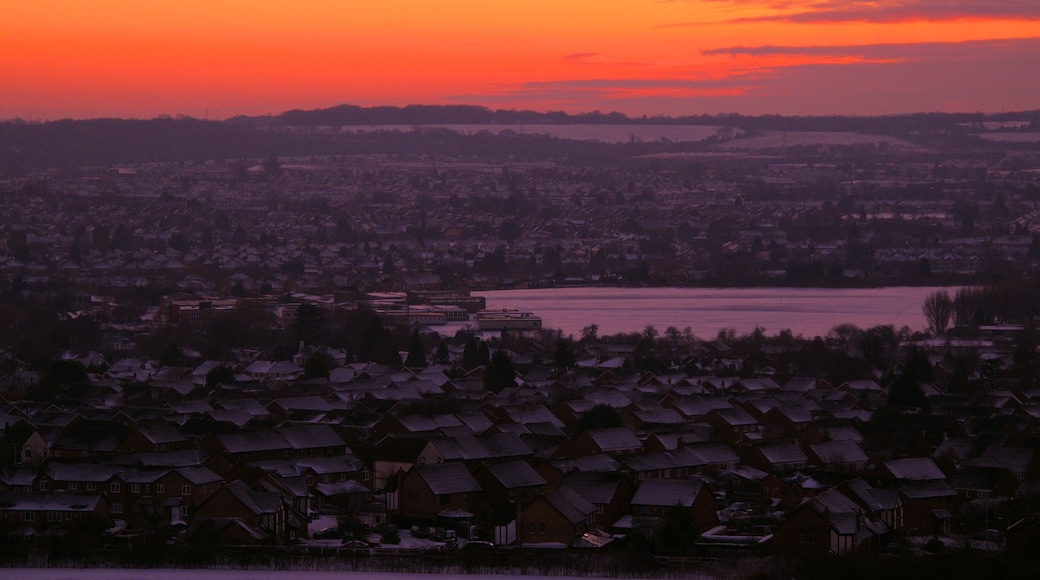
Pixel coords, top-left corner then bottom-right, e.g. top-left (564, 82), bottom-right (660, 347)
top-left (3, 0), bottom-right (1040, 120)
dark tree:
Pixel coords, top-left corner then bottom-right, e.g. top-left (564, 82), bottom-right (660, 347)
top-left (304, 351), bottom-right (330, 379)
top-left (923, 289), bottom-right (953, 336)
top-left (888, 347), bottom-right (932, 408)
top-left (574, 403), bottom-right (622, 436)
top-left (483, 349), bottom-right (516, 394)
top-left (261, 155), bottom-right (282, 179)
top-left (357, 316), bottom-right (401, 366)
top-left (655, 504), bottom-right (699, 556)
top-left (553, 338), bottom-right (576, 369)
top-left (435, 340), bottom-right (450, 364)
top-left (294, 303), bottom-right (327, 346)
top-left (462, 336), bottom-right (485, 370)
top-left (159, 341), bottom-right (184, 367)
top-left (205, 364), bottom-right (236, 388)
top-left (405, 329), bottom-right (427, 368)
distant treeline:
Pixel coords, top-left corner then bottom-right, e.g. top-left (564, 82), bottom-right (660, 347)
top-left (1, 104), bottom-right (1038, 175)
top-left (232, 103), bottom-right (1040, 135)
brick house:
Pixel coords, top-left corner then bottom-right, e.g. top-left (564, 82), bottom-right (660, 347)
top-left (398, 462), bottom-right (483, 523)
top-left (519, 486), bottom-right (595, 545)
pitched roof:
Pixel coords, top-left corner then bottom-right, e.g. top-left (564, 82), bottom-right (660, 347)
top-left (561, 471), bottom-right (624, 505)
top-left (884, 457), bottom-right (945, 481)
top-left (586, 427), bottom-right (642, 452)
top-left (756, 442), bottom-right (807, 465)
top-left (630, 478), bottom-right (705, 508)
top-left (485, 461), bottom-right (546, 489)
top-left (621, 448), bottom-right (706, 473)
top-left (809, 440), bottom-right (868, 464)
top-left (0, 492), bottom-right (104, 512)
top-left (224, 480), bottom-right (283, 515)
top-left (431, 432), bottom-right (533, 461)
top-left (415, 462), bottom-right (482, 495)
top-left (546, 455), bottom-right (620, 474)
top-left (542, 486), bottom-right (596, 524)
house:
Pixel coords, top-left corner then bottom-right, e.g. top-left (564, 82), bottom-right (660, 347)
top-left (760, 472), bottom-right (823, 509)
top-left (775, 486), bottom-right (892, 558)
top-left (397, 462), bottom-right (483, 524)
top-left (419, 432), bottom-right (533, 466)
top-left (628, 478), bottom-right (718, 532)
top-left (193, 480), bottom-right (295, 544)
top-left (561, 470), bottom-right (635, 529)
top-left (554, 427), bottom-right (642, 458)
top-left (899, 480), bottom-right (956, 537)
top-left (744, 441), bottom-right (808, 473)
top-left (474, 460), bottom-right (546, 507)
top-left (0, 492), bottom-right (111, 533)
top-left (371, 437), bottom-right (429, 490)
top-left (703, 408), bottom-right (760, 444)
top-left (839, 478), bottom-right (904, 532)
top-left (621, 448), bottom-right (708, 481)
top-left (520, 486), bottom-right (596, 546)
top-left (807, 440), bottom-right (868, 472)
top-left (203, 424), bottom-right (346, 462)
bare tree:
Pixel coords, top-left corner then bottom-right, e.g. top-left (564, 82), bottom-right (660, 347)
top-left (923, 290), bottom-right (953, 336)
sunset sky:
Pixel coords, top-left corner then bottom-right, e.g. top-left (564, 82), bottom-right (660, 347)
top-left (3, 1), bottom-right (1040, 120)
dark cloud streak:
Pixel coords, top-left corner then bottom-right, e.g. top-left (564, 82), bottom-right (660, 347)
top-left (686, 0), bottom-right (1040, 24)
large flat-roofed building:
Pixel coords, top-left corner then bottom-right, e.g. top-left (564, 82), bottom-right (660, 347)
top-left (476, 309), bottom-right (542, 331)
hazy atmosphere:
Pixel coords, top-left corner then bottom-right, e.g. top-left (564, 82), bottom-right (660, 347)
top-left (4, 0), bottom-right (1040, 120)
top-left (3, 2), bottom-right (1040, 579)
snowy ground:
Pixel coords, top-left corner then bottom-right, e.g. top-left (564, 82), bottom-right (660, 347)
top-left (301, 515), bottom-right (453, 551)
top-left (0, 572), bottom-right (688, 580)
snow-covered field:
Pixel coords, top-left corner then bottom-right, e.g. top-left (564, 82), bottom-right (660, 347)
top-left (978, 132), bottom-right (1040, 142)
top-left (718, 131), bottom-right (923, 151)
top-left (340, 124), bottom-right (733, 144)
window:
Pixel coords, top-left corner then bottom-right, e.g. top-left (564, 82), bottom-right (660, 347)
top-left (180, 506), bottom-right (189, 518)
top-left (306, 476), bottom-right (314, 486)
top-left (322, 474), bottom-right (331, 483)
top-left (181, 485), bottom-right (191, 496)
top-left (130, 483), bottom-right (140, 493)
top-left (111, 503), bottom-right (123, 514)
top-left (21, 512), bottom-right (34, 521)
top-left (156, 484), bottom-right (165, 494)
top-left (47, 511), bottom-right (61, 522)
top-left (86, 482), bottom-right (96, 491)
top-left (539, 523), bottom-right (546, 535)
top-left (39, 481), bottom-right (49, 491)
top-left (529, 523), bottom-right (536, 534)
top-left (68, 482), bottom-right (77, 491)
top-left (111, 482), bottom-right (121, 493)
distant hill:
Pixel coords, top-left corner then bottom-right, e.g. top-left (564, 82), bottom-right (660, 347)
top-left (0, 104), bottom-right (1036, 175)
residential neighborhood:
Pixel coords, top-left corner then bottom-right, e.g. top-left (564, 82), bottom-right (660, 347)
top-left (1, 111), bottom-right (1040, 574)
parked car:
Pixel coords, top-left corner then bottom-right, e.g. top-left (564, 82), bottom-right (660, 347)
top-left (312, 527), bottom-right (343, 540)
top-left (460, 540), bottom-right (494, 552)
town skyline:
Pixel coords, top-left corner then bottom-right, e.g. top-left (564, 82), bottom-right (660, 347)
top-left (3, 1), bottom-right (1040, 121)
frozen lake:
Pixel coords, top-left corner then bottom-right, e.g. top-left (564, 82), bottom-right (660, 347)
top-left (476, 286), bottom-right (950, 339)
